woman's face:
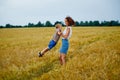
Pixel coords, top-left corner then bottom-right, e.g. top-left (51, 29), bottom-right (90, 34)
top-left (65, 19), bottom-right (69, 26)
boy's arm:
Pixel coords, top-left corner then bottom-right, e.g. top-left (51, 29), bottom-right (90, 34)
top-left (57, 29), bottom-right (62, 36)
top-left (58, 28), bottom-right (70, 38)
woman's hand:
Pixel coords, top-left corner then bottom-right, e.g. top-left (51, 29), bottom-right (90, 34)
top-left (62, 28), bottom-right (70, 39)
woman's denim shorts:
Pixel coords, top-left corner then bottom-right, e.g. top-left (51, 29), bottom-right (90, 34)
top-left (60, 39), bottom-right (69, 54)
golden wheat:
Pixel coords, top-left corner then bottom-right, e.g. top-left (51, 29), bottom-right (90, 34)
top-left (0, 27), bottom-right (120, 80)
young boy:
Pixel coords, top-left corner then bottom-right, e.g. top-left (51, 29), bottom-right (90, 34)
top-left (38, 24), bottom-right (62, 57)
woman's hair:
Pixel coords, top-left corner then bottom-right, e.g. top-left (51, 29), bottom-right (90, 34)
top-left (65, 16), bottom-right (75, 26)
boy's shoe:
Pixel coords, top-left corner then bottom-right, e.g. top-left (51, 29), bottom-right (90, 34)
top-left (38, 52), bottom-right (43, 57)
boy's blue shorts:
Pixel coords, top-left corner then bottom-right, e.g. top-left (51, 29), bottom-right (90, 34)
top-left (48, 40), bottom-right (56, 50)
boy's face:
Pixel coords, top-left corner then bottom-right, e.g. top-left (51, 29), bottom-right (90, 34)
top-left (56, 24), bottom-right (62, 30)
top-left (58, 25), bottom-right (62, 30)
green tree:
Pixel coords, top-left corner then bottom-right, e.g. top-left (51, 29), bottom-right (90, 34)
top-left (28, 23), bottom-right (34, 27)
top-left (5, 24), bottom-right (12, 28)
top-left (93, 21), bottom-right (100, 26)
top-left (36, 21), bottom-right (42, 27)
top-left (0, 25), bottom-right (4, 28)
top-left (75, 21), bottom-right (80, 26)
top-left (79, 21), bottom-right (84, 26)
top-left (45, 21), bottom-right (53, 27)
top-left (110, 20), bottom-right (119, 26)
top-left (85, 21), bottom-right (89, 26)
top-left (89, 21), bottom-right (93, 26)
top-left (54, 21), bottom-right (60, 25)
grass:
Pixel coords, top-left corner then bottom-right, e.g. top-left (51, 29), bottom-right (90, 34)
top-left (0, 27), bottom-right (120, 80)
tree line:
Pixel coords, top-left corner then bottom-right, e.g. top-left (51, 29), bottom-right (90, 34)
top-left (0, 20), bottom-right (120, 28)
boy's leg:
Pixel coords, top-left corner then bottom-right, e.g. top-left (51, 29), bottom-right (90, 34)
top-left (41, 47), bottom-right (49, 55)
top-left (39, 40), bottom-right (56, 57)
top-left (39, 47), bottom-right (49, 57)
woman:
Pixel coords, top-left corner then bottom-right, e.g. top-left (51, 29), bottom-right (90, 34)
top-left (58, 16), bottom-right (75, 65)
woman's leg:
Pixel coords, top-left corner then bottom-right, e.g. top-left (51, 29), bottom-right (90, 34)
top-left (59, 54), bottom-right (62, 65)
top-left (60, 53), bottom-right (66, 65)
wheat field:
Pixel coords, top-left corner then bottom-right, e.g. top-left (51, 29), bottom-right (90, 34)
top-left (0, 27), bottom-right (120, 80)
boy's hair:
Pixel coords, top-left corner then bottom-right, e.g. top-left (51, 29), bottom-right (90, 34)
top-left (65, 16), bottom-right (75, 26)
top-left (55, 23), bottom-right (62, 29)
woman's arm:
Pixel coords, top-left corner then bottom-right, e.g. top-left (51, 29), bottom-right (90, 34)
top-left (61, 28), bottom-right (70, 39)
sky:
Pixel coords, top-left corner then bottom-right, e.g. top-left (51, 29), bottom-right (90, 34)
top-left (0, 0), bottom-right (120, 25)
